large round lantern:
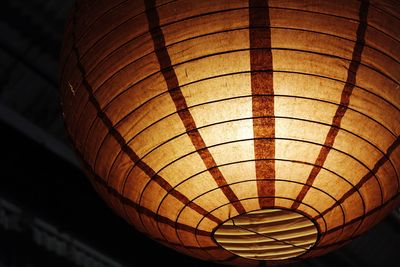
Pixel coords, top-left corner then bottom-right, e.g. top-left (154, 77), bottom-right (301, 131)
top-left (60, 0), bottom-right (400, 265)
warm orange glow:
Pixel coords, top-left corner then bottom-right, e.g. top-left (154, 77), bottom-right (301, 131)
top-left (60, 0), bottom-right (400, 265)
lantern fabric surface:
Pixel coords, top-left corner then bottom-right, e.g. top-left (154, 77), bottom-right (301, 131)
top-left (60, 0), bottom-right (400, 265)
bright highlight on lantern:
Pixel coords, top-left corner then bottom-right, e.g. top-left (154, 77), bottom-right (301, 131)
top-left (60, 0), bottom-right (400, 266)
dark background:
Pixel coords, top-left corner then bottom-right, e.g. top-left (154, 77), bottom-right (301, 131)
top-left (0, 1), bottom-right (399, 267)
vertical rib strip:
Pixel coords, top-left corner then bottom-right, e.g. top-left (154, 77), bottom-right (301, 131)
top-left (316, 137), bottom-right (399, 219)
top-left (145, 0), bottom-right (246, 215)
top-left (292, 0), bottom-right (370, 210)
top-left (71, 3), bottom-right (222, 225)
top-left (249, 0), bottom-right (275, 208)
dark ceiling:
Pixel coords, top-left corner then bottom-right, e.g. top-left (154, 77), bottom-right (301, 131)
top-left (0, 1), bottom-right (399, 267)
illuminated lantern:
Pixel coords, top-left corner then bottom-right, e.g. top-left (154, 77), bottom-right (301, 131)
top-left (60, 0), bottom-right (400, 265)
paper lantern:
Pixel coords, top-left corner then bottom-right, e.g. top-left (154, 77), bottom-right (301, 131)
top-left (60, 0), bottom-right (400, 265)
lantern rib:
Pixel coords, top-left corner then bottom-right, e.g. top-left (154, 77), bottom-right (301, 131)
top-left (111, 120), bottom-right (386, 232)
top-left (195, 192), bottom-right (399, 255)
top-left (94, 70), bottom-right (400, 129)
top-left (79, 148), bottom-right (349, 253)
top-left (314, 192), bottom-right (400, 250)
top-left (169, 159), bottom-right (354, 226)
top-left (75, 63), bottom-right (396, 169)
top-left (85, 47), bottom-right (399, 112)
top-left (70, 46), bottom-right (399, 144)
top-left (99, 88), bottom-right (398, 205)
top-left (70, 6), bottom-right (223, 226)
top-left (186, 178), bottom-right (340, 231)
top-left (249, 0), bottom-right (276, 208)
top-left (60, 0), bottom-right (177, 77)
top-left (174, 176), bottom-right (345, 254)
top-left (164, 160), bottom-right (352, 250)
top-left (144, 0), bottom-right (246, 215)
top-left (74, 145), bottom-right (213, 237)
top-left (292, 0), bottom-right (370, 210)
top-left (97, 72), bottom-right (398, 137)
top-left (171, 158), bottom-right (357, 216)
top-left (315, 136), bottom-right (400, 219)
top-left (61, 4), bottom-right (400, 126)
top-left (62, 2), bottom-right (400, 77)
top-left (112, 113), bottom-right (397, 181)
top-left (171, 166), bottom-right (348, 248)
top-left (69, 39), bottom-right (400, 150)
top-left (71, 130), bottom-right (222, 254)
top-left (62, 23), bottom-right (399, 116)
top-left (98, 96), bottom-right (390, 233)
top-left (109, 102), bottom-right (396, 182)
top-left (143, 136), bottom-right (381, 212)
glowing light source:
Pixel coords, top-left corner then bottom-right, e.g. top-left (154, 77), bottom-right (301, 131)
top-left (60, 0), bottom-right (400, 265)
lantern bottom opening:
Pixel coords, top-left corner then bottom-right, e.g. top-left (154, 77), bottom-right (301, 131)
top-left (213, 208), bottom-right (319, 260)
